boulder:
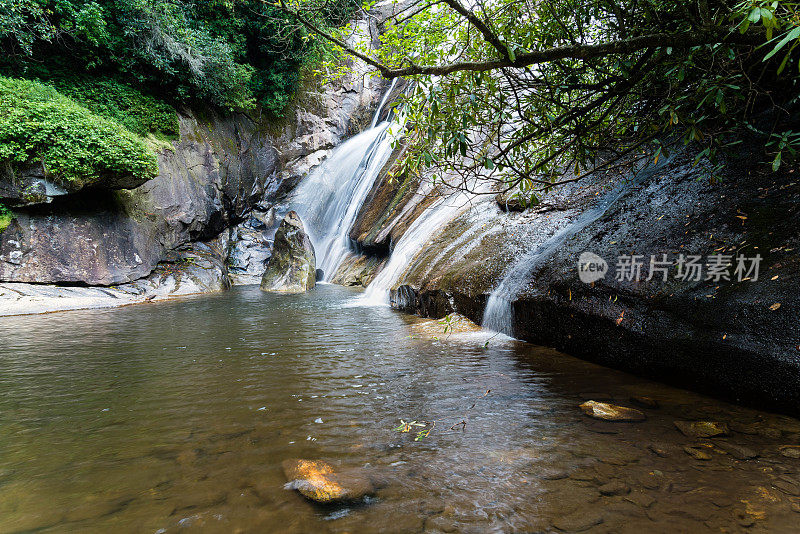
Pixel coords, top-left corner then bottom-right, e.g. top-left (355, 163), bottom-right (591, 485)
top-left (579, 401), bottom-right (646, 422)
top-left (260, 211), bottom-right (316, 293)
top-left (282, 459), bottom-right (374, 504)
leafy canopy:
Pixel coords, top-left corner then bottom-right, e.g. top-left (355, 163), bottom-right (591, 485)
top-left (0, 0), bottom-right (360, 114)
top-left (289, 0), bottom-right (800, 200)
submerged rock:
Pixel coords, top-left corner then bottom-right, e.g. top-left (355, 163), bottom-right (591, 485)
top-left (684, 446), bottom-right (713, 461)
top-left (779, 445), bottom-right (800, 459)
top-left (260, 211), bottom-right (316, 293)
top-left (599, 480), bottom-right (630, 496)
top-left (552, 511), bottom-right (604, 532)
top-left (282, 459), bottom-right (374, 503)
top-left (715, 441), bottom-right (758, 460)
top-left (630, 395), bottom-right (660, 409)
top-left (579, 401), bottom-right (646, 422)
top-left (674, 421), bottom-right (729, 438)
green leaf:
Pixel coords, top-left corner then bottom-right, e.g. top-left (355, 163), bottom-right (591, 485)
top-left (764, 27), bottom-right (800, 62)
top-left (773, 151), bottom-right (782, 171)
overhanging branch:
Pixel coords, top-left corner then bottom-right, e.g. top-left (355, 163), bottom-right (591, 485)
top-left (274, 0), bottom-right (765, 80)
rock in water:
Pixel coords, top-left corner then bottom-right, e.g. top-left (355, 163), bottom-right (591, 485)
top-left (684, 446), bottom-right (713, 461)
top-left (674, 421), bottom-right (729, 438)
top-left (579, 401), bottom-right (646, 422)
top-left (260, 211), bottom-right (316, 293)
top-left (779, 445), bottom-right (800, 459)
top-left (282, 459), bottom-right (374, 503)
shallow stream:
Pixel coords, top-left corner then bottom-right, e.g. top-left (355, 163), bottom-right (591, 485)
top-left (1, 285), bottom-right (799, 532)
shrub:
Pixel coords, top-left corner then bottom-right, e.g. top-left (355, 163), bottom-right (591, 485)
top-left (49, 76), bottom-right (179, 139)
top-left (0, 77), bottom-right (159, 187)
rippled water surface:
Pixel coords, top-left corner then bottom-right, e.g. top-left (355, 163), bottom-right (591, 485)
top-left (2, 285), bottom-right (800, 533)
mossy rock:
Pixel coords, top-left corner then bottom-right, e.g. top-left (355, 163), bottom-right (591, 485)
top-left (260, 211), bottom-right (316, 293)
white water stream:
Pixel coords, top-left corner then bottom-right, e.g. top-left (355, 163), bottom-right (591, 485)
top-left (357, 186), bottom-right (484, 306)
top-left (482, 161), bottom-right (668, 336)
top-left (292, 80), bottom-right (399, 281)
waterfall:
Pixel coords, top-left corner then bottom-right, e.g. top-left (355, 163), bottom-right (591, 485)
top-left (482, 160), bottom-right (668, 336)
top-left (292, 81), bottom-right (399, 281)
top-left (357, 188), bottom-right (478, 306)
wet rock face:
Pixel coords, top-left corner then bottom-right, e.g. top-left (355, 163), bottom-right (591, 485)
top-left (0, 231), bottom-right (232, 316)
top-left (260, 211), bottom-right (315, 293)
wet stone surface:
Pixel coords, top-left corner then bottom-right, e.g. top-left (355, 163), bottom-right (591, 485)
top-left (1, 285), bottom-right (800, 532)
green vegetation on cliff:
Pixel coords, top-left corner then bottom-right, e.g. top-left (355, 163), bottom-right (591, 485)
top-left (0, 0), bottom-right (358, 114)
top-left (0, 0), bottom-right (356, 193)
top-left (0, 202), bottom-right (12, 232)
top-left (0, 77), bottom-right (159, 185)
top-left (48, 77), bottom-right (179, 139)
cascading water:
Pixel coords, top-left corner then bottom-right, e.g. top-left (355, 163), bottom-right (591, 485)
top-left (482, 160), bottom-right (669, 336)
top-left (357, 187), bottom-right (481, 306)
top-left (292, 79), bottom-right (399, 281)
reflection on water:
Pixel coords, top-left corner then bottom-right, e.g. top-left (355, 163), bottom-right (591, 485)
top-left (1, 285), bottom-right (800, 532)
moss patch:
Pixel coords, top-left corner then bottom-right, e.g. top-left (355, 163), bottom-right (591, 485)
top-left (0, 202), bottom-right (12, 233)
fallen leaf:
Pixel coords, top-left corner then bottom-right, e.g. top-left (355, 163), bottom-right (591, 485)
top-left (769, 303), bottom-right (781, 311)
top-left (615, 310), bottom-right (625, 326)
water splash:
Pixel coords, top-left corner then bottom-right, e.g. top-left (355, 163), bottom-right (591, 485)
top-left (292, 82), bottom-right (399, 281)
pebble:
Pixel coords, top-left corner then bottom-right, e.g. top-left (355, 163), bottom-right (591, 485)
top-left (684, 446), bottom-right (712, 461)
top-left (599, 480), bottom-right (631, 496)
top-left (674, 421), bottom-right (729, 438)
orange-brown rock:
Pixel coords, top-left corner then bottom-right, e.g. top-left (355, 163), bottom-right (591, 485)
top-left (579, 401), bottom-right (646, 422)
top-left (282, 459), bottom-right (374, 503)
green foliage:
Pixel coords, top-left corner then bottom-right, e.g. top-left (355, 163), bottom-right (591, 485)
top-left (0, 0), bottom-right (360, 115)
top-left (0, 202), bottom-right (12, 233)
top-left (0, 77), bottom-right (159, 186)
top-left (335, 0), bottom-right (800, 193)
top-left (47, 77), bottom-right (178, 139)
